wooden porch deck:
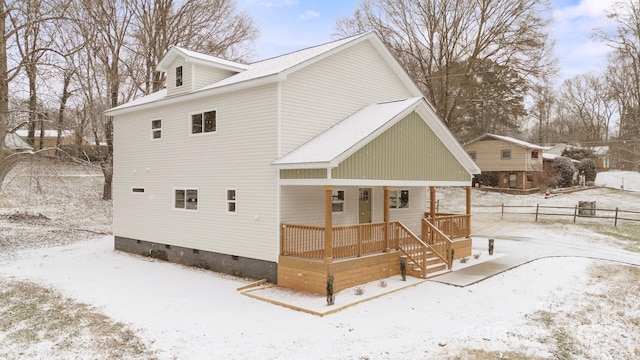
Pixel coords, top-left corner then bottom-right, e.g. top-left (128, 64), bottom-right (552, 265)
top-left (279, 215), bottom-right (472, 294)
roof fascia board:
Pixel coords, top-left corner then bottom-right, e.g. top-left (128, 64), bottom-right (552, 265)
top-left (157, 47), bottom-right (248, 73)
top-left (272, 162), bottom-right (333, 170)
top-left (279, 178), bottom-right (473, 187)
top-left (105, 74), bottom-right (279, 117)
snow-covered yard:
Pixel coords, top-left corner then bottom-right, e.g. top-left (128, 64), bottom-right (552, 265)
top-left (1, 159), bottom-right (640, 359)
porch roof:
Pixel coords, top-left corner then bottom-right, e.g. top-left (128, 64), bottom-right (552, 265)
top-left (273, 97), bottom-right (421, 168)
top-left (272, 97), bottom-right (480, 178)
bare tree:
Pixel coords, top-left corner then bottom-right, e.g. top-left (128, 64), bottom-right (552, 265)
top-left (594, 0), bottom-right (640, 169)
top-left (130, 0), bottom-right (258, 94)
top-left (0, 0), bottom-right (62, 187)
top-left (336, 0), bottom-right (556, 137)
top-left (557, 74), bottom-right (615, 145)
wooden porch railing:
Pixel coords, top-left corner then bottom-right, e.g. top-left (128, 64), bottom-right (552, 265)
top-left (421, 219), bottom-right (453, 269)
top-left (424, 214), bottom-right (471, 240)
top-left (280, 222), bottom-right (395, 260)
top-left (280, 224), bottom-right (325, 259)
top-left (389, 221), bottom-right (431, 278)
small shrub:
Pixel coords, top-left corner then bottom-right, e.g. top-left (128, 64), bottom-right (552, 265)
top-left (326, 274), bottom-right (335, 305)
top-left (399, 257), bottom-right (407, 281)
top-left (354, 287), bottom-right (365, 296)
top-left (378, 280), bottom-right (388, 288)
top-left (473, 252), bottom-right (481, 259)
top-left (460, 257), bottom-right (469, 263)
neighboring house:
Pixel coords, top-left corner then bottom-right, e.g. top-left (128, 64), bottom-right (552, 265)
top-left (15, 129), bottom-right (78, 154)
top-left (592, 146), bottom-right (610, 172)
top-left (465, 133), bottom-right (544, 191)
top-left (105, 33), bottom-right (480, 294)
top-left (4, 132), bottom-right (33, 151)
top-left (546, 143), bottom-right (609, 172)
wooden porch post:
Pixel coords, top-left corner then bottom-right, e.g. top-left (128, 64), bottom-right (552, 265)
top-left (324, 185), bottom-right (333, 263)
top-left (466, 186), bottom-right (472, 238)
top-left (429, 186), bottom-right (436, 220)
top-left (383, 186), bottom-right (390, 252)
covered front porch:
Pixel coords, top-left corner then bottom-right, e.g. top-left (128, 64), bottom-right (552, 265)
top-left (271, 98), bottom-right (480, 294)
top-left (278, 185), bottom-right (473, 294)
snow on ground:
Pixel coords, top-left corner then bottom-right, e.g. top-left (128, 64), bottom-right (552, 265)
top-left (596, 170), bottom-right (640, 192)
top-left (1, 162), bottom-right (640, 359)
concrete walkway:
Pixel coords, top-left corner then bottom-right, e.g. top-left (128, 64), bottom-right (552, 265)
top-left (430, 235), bottom-right (640, 287)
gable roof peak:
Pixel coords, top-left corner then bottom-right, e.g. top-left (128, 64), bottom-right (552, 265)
top-left (157, 46), bottom-right (250, 73)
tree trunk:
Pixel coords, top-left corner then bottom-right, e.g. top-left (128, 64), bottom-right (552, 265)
top-left (101, 162), bottom-right (112, 200)
top-left (0, 2), bottom-right (7, 156)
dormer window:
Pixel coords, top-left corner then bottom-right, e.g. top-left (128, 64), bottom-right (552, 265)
top-left (176, 66), bottom-right (183, 87)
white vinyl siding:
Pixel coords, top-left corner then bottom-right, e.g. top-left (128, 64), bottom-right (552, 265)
top-left (192, 63), bottom-right (238, 90)
top-left (279, 40), bottom-right (414, 155)
top-left (112, 83), bottom-right (279, 262)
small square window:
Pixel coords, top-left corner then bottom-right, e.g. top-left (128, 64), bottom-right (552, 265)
top-left (332, 190), bottom-right (345, 213)
top-left (175, 188), bottom-right (198, 210)
top-left (176, 66), bottom-right (183, 87)
top-left (501, 149), bottom-right (511, 160)
top-left (191, 110), bottom-right (216, 134)
top-left (389, 190), bottom-right (409, 209)
top-left (526, 173), bottom-right (534, 182)
top-left (531, 150), bottom-right (539, 159)
top-left (227, 189), bottom-right (237, 213)
top-left (151, 119), bottom-right (161, 139)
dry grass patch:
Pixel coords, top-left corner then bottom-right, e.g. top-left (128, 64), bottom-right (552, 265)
top-left (448, 349), bottom-right (548, 360)
top-left (0, 278), bottom-right (156, 359)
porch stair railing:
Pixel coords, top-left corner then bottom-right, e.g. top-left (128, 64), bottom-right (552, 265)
top-left (421, 218), bottom-right (454, 269)
top-left (392, 222), bottom-right (449, 278)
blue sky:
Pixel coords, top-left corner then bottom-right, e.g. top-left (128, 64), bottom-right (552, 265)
top-left (237, 0), bottom-right (617, 81)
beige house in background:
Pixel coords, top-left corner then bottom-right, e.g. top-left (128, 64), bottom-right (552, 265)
top-left (15, 129), bottom-right (78, 154)
top-left (465, 133), bottom-right (544, 191)
top-left (105, 32), bottom-right (480, 294)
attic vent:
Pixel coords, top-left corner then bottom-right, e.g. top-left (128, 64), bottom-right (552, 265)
top-left (132, 188), bottom-right (145, 193)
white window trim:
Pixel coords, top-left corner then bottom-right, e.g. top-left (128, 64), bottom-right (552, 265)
top-left (332, 189), bottom-right (345, 214)
top-left (189, 109), bottom-right (217, 136)
top-left (173, 187), bottom-right (199, 212)
top-left (389, 189), bottom-right (410, 209)
top-left (226, 188), bottom-right (237, 214)
top-left (151, 118), bottom-right (162, 141)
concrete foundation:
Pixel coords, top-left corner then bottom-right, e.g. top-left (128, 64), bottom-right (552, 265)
top-left (114, 236), bottom-right (278, 284)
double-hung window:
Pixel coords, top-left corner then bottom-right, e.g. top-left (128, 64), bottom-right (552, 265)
top-left (175, 188), bottom-right (198, 210)
top-left (151, 119), bottom-right (162, 140)
top-left (226, 189), bottom-right (237, 213)
top-left (389, 190), bottom-right (409, 209)
top-left (176, 66), bottom-right (183, 87)
top-left (191, 110), bottom-right (216, 134)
